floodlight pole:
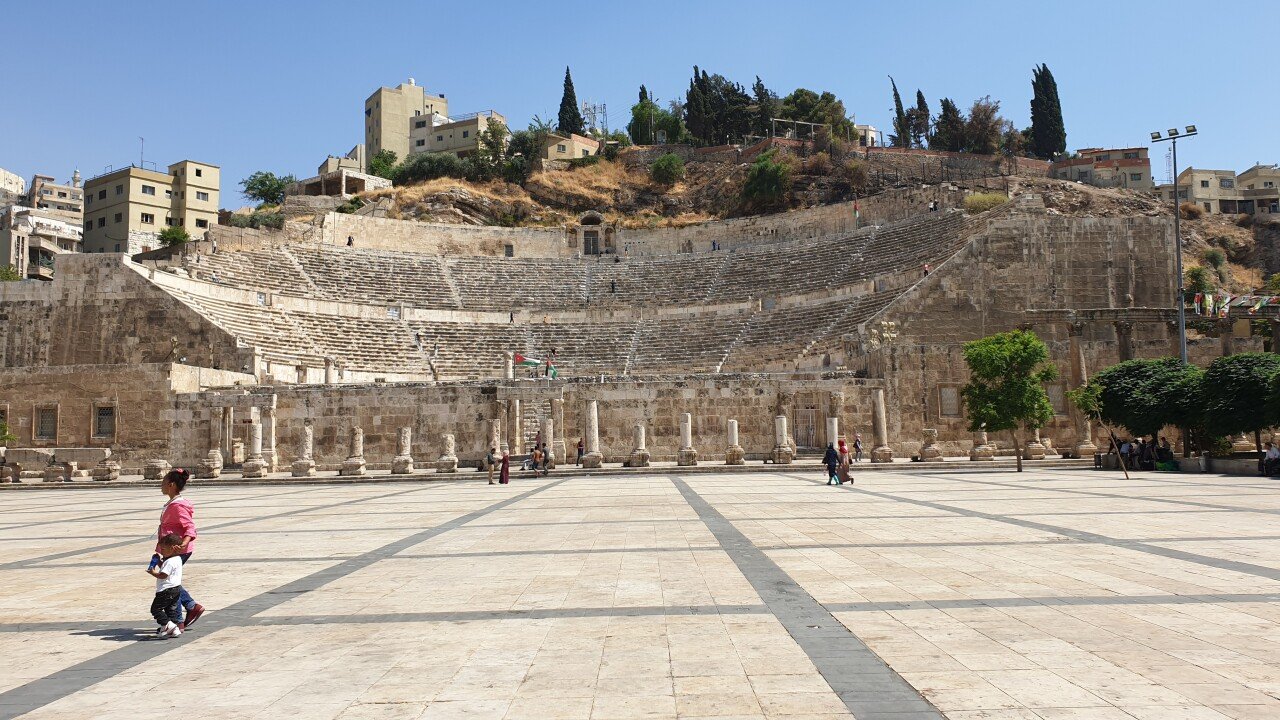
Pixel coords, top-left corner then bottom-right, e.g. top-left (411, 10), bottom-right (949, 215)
top-left (1152, 128), bottom-right (1197, 364)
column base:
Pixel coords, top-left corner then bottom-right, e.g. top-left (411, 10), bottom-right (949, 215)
top-left (436, 456), bottom-right (458, 473)
top-left (969, 446), bottom-right (995, 461)
top-left (677, 448), bottom-right (698, 466)
top-left (582, 451), bottom-right (603, 469)
top-left (391, 457), bottom-right (415, 474)
top-left (725, 446), bottom-right (745, 465)
top-left (918, 446), bottom-right (943, 462)
top-left (870, 446), bottom-right (894, 463)
top-left (91, 460), bottom-right (121, 481)
top-left (143, 459), bottom-right (172, 481)
top-left (771, 446), bottom-right (794, 465)
top-left (1071, 441), bottom-right (1098, 459)
top-left (628, 449), bottom-right (650, 468)
top-left (242, 457), bottom-right (269, 479)
top-left (196, 451), bottom-right (223, 479)
top-left (291, 459), bottom-right (316, 477)
top-left (340, 457), bottom-right (367, 476)
top-left (1023, 442), bottom-right (1047, 461)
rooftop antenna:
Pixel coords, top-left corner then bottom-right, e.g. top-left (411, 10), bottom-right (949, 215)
top-left (139, 136), bottom-right (145, 169)
top-left (582, 100), bottom-right (608, 135)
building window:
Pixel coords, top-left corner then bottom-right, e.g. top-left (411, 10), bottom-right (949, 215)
top-left (1130, 173), bottom-right (1142, 181)
top-left (166, 217), bottom-right (174, 226)
top-left (85, 195), bottom-right (92, 206)
top-left (141, 213), bottom-right (154, 224)
top-left (462, 130), bottom-right (469, 139)
top-left (36, 407), bottom-right (57, 440)
top-left (1220, 178), bottom-right (1234, 189)
top-left (94, 405), bottom-right (116, 438)
top-left (97, 217), bottom-right (105, 228)
top-left (1123, 151), bottom-right (1139, 159)
top-left (114, 213), bottom-right (122, 223)
top-left (1177, 190), bottom-right (1187, 199)
top-left (1046, 384), bottom-right (1067, 415)
top-left (938, 386), bottom-right (962, 418)
top-left (195, 219), bottom-right (209, 228)
top-left (84, 221), bottom-right (92, 231)
top-left (386, 306), bottom-right (401, 319)
top-left (165, 189), bottom-right (172, 198)
top-left (196, 191), bottom-right (209, 201)
top-left (415, 120), bottom-right (427, 129)
top-left (416, 139), bottom-right (425, 147)
top-left (98, 190), bottom-right (106, 200)
top-left (557, 144), bottom-right (567, 153)
top-left (115, 184), bottom-right (123, 195)
top-left (582, 149), bottom-right (590, 157)
top-left (1265, 181), bottom-right (1275, 188)
top-left (57, 191), bottom-right (67, 198)
top-left (1203, 202), bottom-right (1211, 212)
top-left (504, 244), bottom-right (514, 257)
top-left (1200, 180), bottom-right (1210, 188)
top-left (436, 135), bottom-right (443, 142)
top-left (114, 243), bottom-right (120, 251)
top-left (195, 168), bottom-right (203, 177)
top-left (142, 185), bottom-right (156, 195)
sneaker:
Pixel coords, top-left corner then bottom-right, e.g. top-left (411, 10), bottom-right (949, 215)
top-left (160, 621), bottom-right (177, 637)
top-left (183, 604), bottom-right (205, 629)
top-left (155, 625), bottom-right (167, 637)
top-left (167, 625), bottom-right (183, 638)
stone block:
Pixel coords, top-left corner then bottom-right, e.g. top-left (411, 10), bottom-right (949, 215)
top-left (339, 457), bottom-right (366, 477)
top-left (582, 451), bottom-right (603, 469)
top-left (143, 459), bottom-right (172, 480)
top-left (725, 445), bottom-right (744, 465)
top-left (771, 446), bottom-right (794, 465)
top-left (677, 448), bottom-right (698, 466)
top-left (291, 458), bottom-right (316, 477)
top-left (92, 459), bottom-right (121, 482)
top-left (628, 449), bottom-right (650, 468)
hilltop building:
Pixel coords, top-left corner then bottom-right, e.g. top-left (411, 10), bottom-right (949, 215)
top-left (0, 168), bottom-right (24, 205)
top-left (1050, 148), bottom-right (1152, 189)
top-left (410, 110), bottom-right (505, 158)
top-left (542, 132), bottom-right (600, 161)
top-left (82, 160), bottom-right (220, 254)
top-left (0, 205), bottom-right (82, 279)
top-left (25, 172), bottom-right (84, 221)
top-left (1157, 164), bottom-right (1280, 216)
top-left (365, 79), bottom-right (448, 167)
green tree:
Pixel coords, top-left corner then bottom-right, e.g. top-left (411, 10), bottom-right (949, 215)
top-left (1029, 64), bottom-right (1066, 160)
top-left (501, 117), bottom-right (555, 184)
top-left (0, 265), bottom-right (22, 282)
top-left (751, 76), bottom-right (779, 137)
top-left (964, 96), bottom-right (1004, 154)
top-left (650, 153), bottom-right (685, 186)
top-left (557, 66), bottom-right (585, 136)
top-left (888, 76), bottom-right (911, 148)
top-left (393, 152), bottom-right (467, 185)
top-left (931, 98), bottom-right (966, 152)
top-left (778, 88), bottom-right (855, 139)
top-left (741, 149), bottom-right (791, 212)
top-left (683, 67), bottom-right (752, 145)
top-left (627, 85), bottom-right (683, 145)
top-left (1000, 120), bottom-right (1027, 156)
top-left (158, 226), bottom-right (191, 247)
top-left (910, 90), bottom-right (930, 148)
top-left (239, 171), bottom-right (297, 206)
top-left (1090, 357), bottom-right (1205, 446)
top-left (470, 118), bottom-right (509, 181)
top-left (1202, 353), bottom-right (1280, 450)
top-left (1185, 266), bottom-right (1214, 295)
top-left (368, 150), bottom-right (398, 180)
top-left (0, 420), bottom-right (16, 445)
top-left (1265, 273), bottom-right (1280, 295)
top-left (960, 330), bottom-right (1057, 472)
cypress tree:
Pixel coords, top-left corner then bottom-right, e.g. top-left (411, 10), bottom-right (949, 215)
top-left (932, 98), bottom-right (966, 152)
top-left (912, 90), bottom-right (931, 148)
top-left (888, 76), bottom-right (911, 148)
top-left (1030, 64), bottom-right (1066, 159)
top-left (557, 66), bottom-right (585, 135)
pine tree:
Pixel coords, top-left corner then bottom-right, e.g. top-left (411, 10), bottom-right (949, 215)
top-left (888, 76), bottom-right (911, 148)
top-left (911, 90), bottom-right (931, 148)
top-left (751, 76), bottom-right (779, 137)
top-left (557, 66), bottom-right (585, 135)
top-left (1029, 64), bottom-right (1066, 159)
top-left (932, 98), bottom-right (966, 152)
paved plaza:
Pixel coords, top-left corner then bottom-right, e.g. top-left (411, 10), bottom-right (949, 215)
top-left (1, 468), bottom-right (1279, 719)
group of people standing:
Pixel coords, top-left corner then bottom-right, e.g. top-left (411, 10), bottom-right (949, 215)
top-left (1115, 436), bottom-right (1178, 471)
top-left (823, 433), bottom-right (864, 485)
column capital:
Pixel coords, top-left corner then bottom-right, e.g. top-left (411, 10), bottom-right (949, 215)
top-left (1067, 321), bottom-right (1087, 337)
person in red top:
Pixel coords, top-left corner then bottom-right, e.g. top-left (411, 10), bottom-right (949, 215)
top-left (150, 469), bottom-right (206, 629)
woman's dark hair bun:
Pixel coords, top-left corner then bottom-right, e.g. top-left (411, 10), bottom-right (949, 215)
top-left (163, 468), bottom-right (190, 490)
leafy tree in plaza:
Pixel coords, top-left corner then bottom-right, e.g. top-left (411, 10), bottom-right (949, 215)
top-left (158, 226), bottom-right (191, 247)
top-left (1089, 357), bottom-right (1205, 452)
top-left (1202, 353), bottom-right (1280, 450)
top-left (910, 90), bottom-right (930, 148)
top-left (368, 150), bottom-right (398, 180)
top-left (557, 66), bottom-right (585, 136)
top-left (931, 98), bottom-right (967, 152)
top-left (239, 171), bottom-right (297, 206)
top-left (888, 76), bottom-right (911, 148)
top-left (960, 330), bottom-right (1057, 472)
top-left (1029, 64), bottom-right (1067, 160)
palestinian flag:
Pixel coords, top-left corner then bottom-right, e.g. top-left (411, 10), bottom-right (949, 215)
top-left (513, 353), bottom-right (559, 379)
top-left (1251, 296), bottom-right (1267, 314)
top-left (1218, 293), bottom-right (1233, 319)
top-left (1205, 293), bottom-right (1215, 316)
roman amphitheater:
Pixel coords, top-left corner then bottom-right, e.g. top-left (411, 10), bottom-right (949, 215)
top-left (0, 187), bottom-right (1199, 481)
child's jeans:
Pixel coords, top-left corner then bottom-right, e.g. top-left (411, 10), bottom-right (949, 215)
top-left (151, 586), bottom-right (183, 626)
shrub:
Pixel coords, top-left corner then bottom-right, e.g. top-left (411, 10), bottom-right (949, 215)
top-left (568, 155), bottom-right (602, 169)
top-left (158, 226), bottom-right (191, 247)
top-left (227, 211), bottom-right (285, 229)
top-left (963, 193), bottom-right (1009, 213)
top-left (1236, 213), bottom-right (1254, 228)
top-left (0, 420), bottom-right (15, 444)
top-left (741, 150), bottom-right (791, 210)
top-left (602, 144), bottom-right (620, 161)
top-left (835, 159), bottom-right (867, 192)
top-left (0, 265), bottom-right (22, 282)
top-left (335, 197), bottom-right (364, 214)
top-left (803, 152), bottom-right (832, 175)
top-left (1179, 202), bottom-right (1203, 220)
top-left (650, 153), bottom-right (686, 185)
top-left (1185, 265), bottom-right (1214, 295)
top-left (1202, 248), bottom-right (1226, 268)
top-left (393, 153), bottom-right (467, 185)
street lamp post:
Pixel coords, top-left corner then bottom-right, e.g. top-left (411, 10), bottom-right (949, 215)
top-left (1151, 125), bottom-right (1198, 364)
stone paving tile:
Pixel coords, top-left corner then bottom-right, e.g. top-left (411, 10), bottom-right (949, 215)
top-left (2, 470), bottom-right (1280, 719)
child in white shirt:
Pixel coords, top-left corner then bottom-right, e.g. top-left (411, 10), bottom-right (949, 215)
top-left (148, 533), bottom-right (185, 638)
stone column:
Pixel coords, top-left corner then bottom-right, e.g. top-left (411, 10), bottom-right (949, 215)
top-left (1023, 428), bottom-right (1047, 460)
top-left (825, 417), bottom-right (839, 449)
top-left (340, 426), bottom-right (366, 476)
top-left (503, 351), bottom-right (514, 380)
top-left (540, 417), bottom-right (555, 469)
top-left (489, 417), bottom-right (503, 456)
top-left (508, 399), bottom-right (522, 456)
top-left (629, 422), bottom-right (650, 467)
top-left (870, 388), bottom-right (894, 463)
top-left (969, 429), bottom-right (994, 461)
top-left (197, 406), bottom-right (224, 479)
top-left (828, 391), bottom-right (846, 442)
top-left (91, 456), bottom-right (121, 482)
top-left (678, 412), bottom-right (698, 466)
top-left (262, 405), bottom-right (277, 472)
top-left (436, 433), bottom-right (458, 473)
top-left (582, 400), bottom-right (603, 468)
top-left (220, 407), bottom-right (234, 462)
top-left (1067, 321), bottom-right (1098, 459)
top-left (242, 422), bottom-right (268, 478)
top-left (292, 420), bottom-right (316, 477)
top-left (918, 428), bottom-right (942, 461)
top-left (552, 398), bottom-right (567, 464)
top-left (391, 426), bottom-right (414, 474)
top-left (1114, 321), bottom-right (1134, 361)
top-left (324, 357), bottom-right (335, 384)
top-left (725, 419), bottom-right (744, 465)
top-left (772, 415), bottom-right (794, 464)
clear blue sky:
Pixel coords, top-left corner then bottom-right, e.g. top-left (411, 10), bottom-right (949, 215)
top-left (3, 0), bottom-right (1273, 205)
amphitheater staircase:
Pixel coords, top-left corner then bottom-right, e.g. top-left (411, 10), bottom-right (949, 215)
top-left (439, 258), bottom-right (464, 309)
top-left (582, 263), bottom-right (596, 306)
top-left (697, 253), bottom-right (736, 303)
top-left (621, 323), bottom-right (642, 375)
top-left (715, 318), bottom-right (753, 373)
top-left (278, 246), bottom-right (322, 297)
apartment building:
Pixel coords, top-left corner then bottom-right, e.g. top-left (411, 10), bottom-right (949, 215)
top-left (365, 79), bottom-right (448, 167)
top-left (542, 132), bottom-right (600, 161)
top-left (1050, 147), bottom-right (1153, 189)
top-left (25, 172), bottom-right (84, 222)
top-left (1156, 165), bottom-right (1279, 217)
top-left (0, 205), bottom-right (82, 279)
top-left (82, 160), bottom-right (220, 253)
top-left (0, 167), bottom-right (23, 206)
top-left (411, 110), bottom-right (506, 157)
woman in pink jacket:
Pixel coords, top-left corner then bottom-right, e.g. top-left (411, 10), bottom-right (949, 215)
top-left (152, 468), bottom-right (206, 629)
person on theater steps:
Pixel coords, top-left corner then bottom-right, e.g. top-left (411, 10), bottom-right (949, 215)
top-left (149, 468), bottom-right (206, 631)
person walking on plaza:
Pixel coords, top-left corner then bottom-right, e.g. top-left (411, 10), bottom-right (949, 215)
top-left (853, 432), bottom-right (863, 462)
top-left (499, 450), bottom-right (510, 484)
top-left (153, 468), bottom-right (205, 630)
top-left (837, 438), bottom-right (853, 484)
top-left (147, 533), bottom-right (187, 639)
top-left (486, 447), bottom-right (496, 485)
top-left (823, 443), bottom-right (842, 485)
top-left (540, 443), bottom-right (551, 476)
top-left (576, 438), bottom-right (584, 465)
top-left (530, 445), bottom-right (544, 477)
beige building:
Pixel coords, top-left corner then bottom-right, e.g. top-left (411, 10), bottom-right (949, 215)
top-left (365, 79), bottom-right (448, 167)
top-left (25, 172), bottom-right (85, 221)
top-left (287, 148), bottom-right (391, 199)
top-left (82, 161), bottom-right (220, 254)
top-left (542, 132), bottom-right (600, 161)
top-left (0, 167), bottom-right (24, 205)
top-left (1156, 165), bottom-right (1279, 216)
top-left (1050, 147), bottom-right (1153, 189)
top-left (0, 205), bottom-right (82, 280)
top-left (413, 110), bottom-right (506, 157)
